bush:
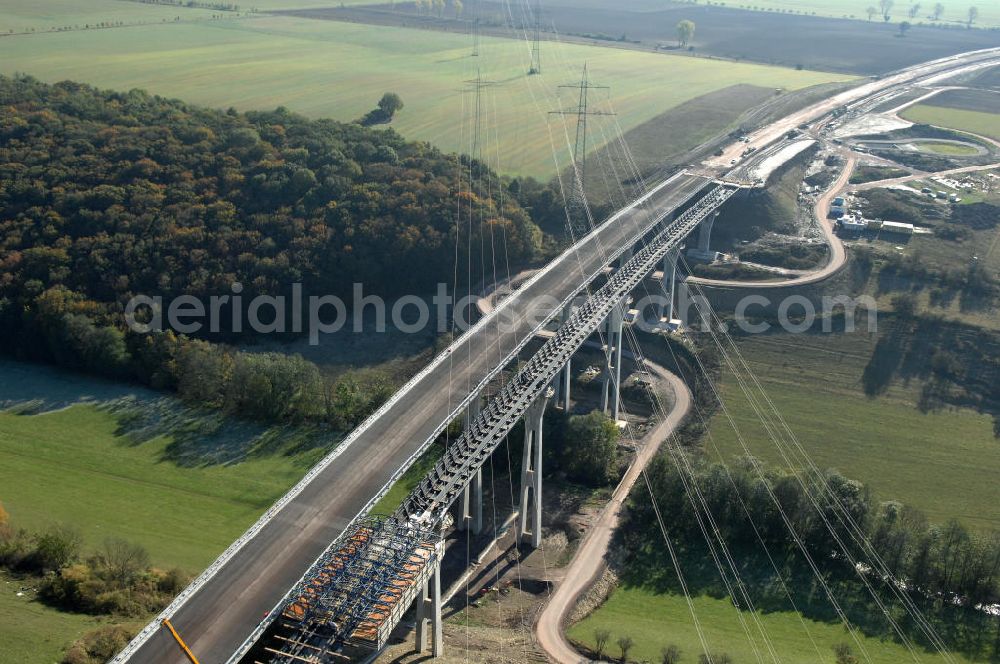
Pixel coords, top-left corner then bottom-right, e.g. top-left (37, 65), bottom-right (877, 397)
top-left (890, 293), bottom-right (918, 318)
top-left (951, 202), bottom-right (1000, 230)
top-left (740, 242), bottom-right (828, 270)
top-left (378, 92), bottom-right (404, 116)
top-left (935, 224), bottom-right (970, 241)
top-left (834, 643), bottom-right (860, 664)
top-left (0, 527), bottom-right (33, 569)
top-left (31, 525), bottom-right (82, 572)
top-left (39, 540), bottom-right (180, 616)
top-left (225, 352), bottom-right (324, 422)
top-left (661, 644), bottom-right (682, 664)
top-left (554, 411), bottom-right (619, 487)
top-left (96, 538), bottom-right (151, 588)
top-left (157, 567), bottom-right (190, 595)
top-left (61, 625), bottom-right (135, 664)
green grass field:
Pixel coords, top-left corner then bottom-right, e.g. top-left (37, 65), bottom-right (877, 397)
top-left (0, 367), bottom-right (452, 660)
top-left (0, 0), bottom-right (223, 32)
top-left (902, 105), bottom-right (1000, 142)
top-left (568, 586), bottom-right (977, 664)
top-left (0, 570), bottom-right (109, 664)
top-left (917, 141), bottom-right (981, 155)
top-left (0, 403), bottom-right (313, 571)
top-left (369, 441), bottom-right (443, 515)
top-left (0, 14), bottom-right (850, 178)
top-left (702, 332), bottom-right (1000, 531)
top-left (723, 1), bottom-right (1000, 27)
top-left (252, 0), bottom-right (379, 7)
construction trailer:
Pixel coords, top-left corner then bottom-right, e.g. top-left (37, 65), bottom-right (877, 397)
top-left (880, 220), bottom-right (915, 235)
top-left (838, 215), bottom-right (867, 233)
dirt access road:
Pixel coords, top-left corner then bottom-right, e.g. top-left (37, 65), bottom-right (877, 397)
top-left (534, 362), bottom-right (692, 664)
top-left (689, 154), bottom-right (858, 291)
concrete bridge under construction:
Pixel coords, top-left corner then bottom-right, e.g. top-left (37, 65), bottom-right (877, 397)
top-left (111, 47), bottom-right (1000, 664)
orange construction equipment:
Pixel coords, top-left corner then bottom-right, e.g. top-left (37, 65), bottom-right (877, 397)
top-left (271, 516), bottom-right (442, 658)
top-left (161, 618), bottom-right (200, 664)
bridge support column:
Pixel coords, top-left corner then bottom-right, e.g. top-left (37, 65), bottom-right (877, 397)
top-left (454, 467), bottom-right (484, 535)
top-left (600, 251), bottom-right (632, 420)
top-left (552, 305), bottom-right (573, 411)
top-left (619, 245), bottom-right (635, 268)
top-left (431, 564), bottom-right (443, 657)
top-left (560, 359), bottom-right (571, 411)
top-left (600, 299), bottom-right (626, 421)
top-left (696, 210), bottom-right (720, 256)
top-left (661, 246), bottom-right (681, 322)
top-left (518, 394), bottom-right (548, 548)
top-left (414, 562), bottom-right (443, 657)
top-left (455, 396), bottom-right (483, 534)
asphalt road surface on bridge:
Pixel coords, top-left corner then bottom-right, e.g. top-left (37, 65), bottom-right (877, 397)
top-left (124, 172), bottom-right (712, 664)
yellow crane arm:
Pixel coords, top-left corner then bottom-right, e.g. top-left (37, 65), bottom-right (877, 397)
top-left (161, 618), bottom-right (201, 664)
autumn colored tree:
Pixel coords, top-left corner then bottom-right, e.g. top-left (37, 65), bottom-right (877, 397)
top-left (0, 75), bottom-right (547, 424)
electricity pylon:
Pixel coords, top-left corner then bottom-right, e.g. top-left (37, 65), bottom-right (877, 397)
top-left (464, 68), bottom-right (496, 161)
top-left (529, 0), bottom-right (542, 75)
top-left (549, 64), bottom-right (614, 234)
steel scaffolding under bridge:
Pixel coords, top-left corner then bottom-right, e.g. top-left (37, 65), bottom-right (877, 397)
top-left (260, 517), bottom-right (441, 663)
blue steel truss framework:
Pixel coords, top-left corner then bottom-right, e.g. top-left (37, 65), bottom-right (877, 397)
top-left (400, 184), bottom-right (738, 525)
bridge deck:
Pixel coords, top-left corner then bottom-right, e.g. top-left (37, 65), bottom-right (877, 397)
top-left (120, 171), bottom-right (711, 664)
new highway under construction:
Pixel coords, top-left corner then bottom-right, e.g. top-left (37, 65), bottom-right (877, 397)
top-left (112, 46), bottom-right (1000, 664)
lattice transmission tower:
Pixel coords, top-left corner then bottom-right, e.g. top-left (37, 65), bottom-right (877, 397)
top-left (549, 64), bottom-right (614, 234)
top-left (528, 0), bottom-right (542, 75)
top-left (465, 67), bottom-right (496, 161)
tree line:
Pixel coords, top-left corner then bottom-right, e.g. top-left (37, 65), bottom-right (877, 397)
top-left (0, 75), bottom-right (557, 423)
top-left (617, 452), bottom-right (1000, 659)
top-left (865, 2), bottom-right (982, 28)
top-left (127, 0), bottom-right (244, 11)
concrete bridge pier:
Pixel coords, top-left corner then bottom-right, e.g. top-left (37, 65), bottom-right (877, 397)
top-left (453, 467), bottom-right (483, 535)
top-left (518, 393), bottom-right (549, 548)
top-left (660, 246), bottom-right (681, 322)
top-left (414, 560), bottom-right (443, 657)
top-left (695, 210), bottom-right (719, 258)
top-left (559, 360), bottom-right (571, 411)
top-left (552, 305), bottom-right (573, 411)
top-left (454, 396), bottom-right (483, 534)
top-left (600, 299), bottom-right (626, 421)
top-left (599, 247), bottom-right (634, 421)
